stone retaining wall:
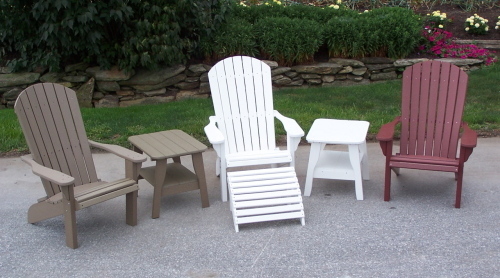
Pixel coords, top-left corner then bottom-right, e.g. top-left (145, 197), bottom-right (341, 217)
top-left (0, 57), bottom-right (484, 109)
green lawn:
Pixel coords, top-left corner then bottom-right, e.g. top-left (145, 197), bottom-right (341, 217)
top-left (1, 62), bottom-right (499, 155)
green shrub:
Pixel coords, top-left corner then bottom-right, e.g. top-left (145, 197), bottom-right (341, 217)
top-left (283, 5), bottom-right (358, 23)
top-left (325, 15), bottom-right (366, 58)
top-left (325, 7), bottom-right (421, 59)
top-left (255, 17), bottom-right (324, 65)
top-left (118, 1), bottom-right (187, 71)
top-left (199, 18), bottom-right (257, 61)
top-left (0, 0), bottom-right (233, 72)
top-left (232, 2), bottom-right (287, 23)
top-left (119, 0), bottom-right (233, 70)
top-left (0, 0), bottom-right (137, 71)
top-left (369, 8), bottom-right (422, 58)
top-left (233, 2), bottom-right (357, 24)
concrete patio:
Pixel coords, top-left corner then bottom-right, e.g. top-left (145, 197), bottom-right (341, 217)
top-left (1, 138), bottom-right (498, 277)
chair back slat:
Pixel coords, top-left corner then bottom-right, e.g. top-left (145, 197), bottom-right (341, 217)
top-left (15, 90), bottom-right (58, 196)
top-left (415, 61), bottom-right (432, 154)
top-left (242, 57), bottom-right (261, 150)
top-left (15, 83), bottom-right (98, 196)
top-left (209, 59), bottom-right (237, 153)
top-left (208, 56), bottom-right (276, 155)
top-left (258, 57), bottom-right (276, 149)
top-left (448, 70), bottom-right (468, 157)
top-left (400, 61), bottom-right (468, 159)
top-left (400, 66), bottom-right (412, 155)
top-left (232, 57), bottom-right (252, 151)
top-left (423, 61), bottom-right (442, 155)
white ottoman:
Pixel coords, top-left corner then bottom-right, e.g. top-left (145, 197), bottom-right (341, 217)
top-left (227, 167), bottom-right (305, 232)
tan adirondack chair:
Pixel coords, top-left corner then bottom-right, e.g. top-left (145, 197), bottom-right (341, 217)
top-left (205, 56), bottom-right (305, 202)
top-left (14, 83), bottom-right (147, 248)
top-left (377, 61), bottom-right (477, 208)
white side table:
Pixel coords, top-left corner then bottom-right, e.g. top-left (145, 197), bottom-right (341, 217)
top-left (304, 118), bottom-right (370, 200)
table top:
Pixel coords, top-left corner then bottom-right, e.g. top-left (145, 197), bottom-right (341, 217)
top-left (306, 118), bottom-right (369, 144)
top-left (128, 130), bottom-right (207, 160)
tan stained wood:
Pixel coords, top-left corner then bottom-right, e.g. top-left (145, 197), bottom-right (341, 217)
top-left (128, 129), bottom-right (210, 218)
top-left (128, 130), bottom-right (207, 160)
top-left (14, 83), bottom-right (141, 248)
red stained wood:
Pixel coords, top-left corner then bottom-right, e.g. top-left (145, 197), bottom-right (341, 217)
top-left (376, 61), bottom-right (477, 208)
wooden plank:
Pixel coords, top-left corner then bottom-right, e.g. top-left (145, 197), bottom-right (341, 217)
top-left (210, 60), bottom-right (237, 153)
top-left (224, 57), bottom-right (244, 153)
top-left (26, 85), bottom-right (60, 171)
top-left (448, 70), bottom-right (468, 157)
top-left (75, 178), bottom-right (135, 202)
top-left (251, 58), bottom-right (271, 151)
top-left (166, 130), bottom-right (207, 151)
top-left (207, 65), bottom-right (229, 148)
top-left (231, 178), bottom-right (298, 189)
top-left (424, 61), bottom-right (442, 156)
top-left (233, 188), bottom-right (301, 201)
top-left (234, 56), bottom-right (253, 152)
top-left (232, 183), bottom-right (299, 195)
top-left (235, 204), bottom-right (304, 217)
top-left (129, 130), bottom-right (207, 159)
top-left (15, 89), bottom-right (59, 196)
top-left (35, 85), bottom-right (65, 174)
top-left (42, 84), bottom-right (78, 182)
top-left (400, 65), bottom-right (412, 155)
top-left (234, 196), bottom-right (303, 209)
top-left (242, 57), bottom-right (261, 151)
top-left (441, 64), bottom-right (460, 157)
top-left (50, 84), bottom-right (94, 185)
top-left (433, 61), bottom-right (451, 156)
top-left (408, 62), bottom-right (421, 155)
top-left (260, 58), bottom-right (276, 150)
top-left (416, 61), bottom-right (432, 155)
top-left (229, 172), bottom-right (297, 183)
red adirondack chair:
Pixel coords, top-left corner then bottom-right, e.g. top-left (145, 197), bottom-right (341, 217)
top-left (377, 61), bottom-right (477, 208)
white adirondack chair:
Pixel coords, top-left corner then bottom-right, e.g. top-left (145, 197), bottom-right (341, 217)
top-left (205, 56), bottom-right (305, 202)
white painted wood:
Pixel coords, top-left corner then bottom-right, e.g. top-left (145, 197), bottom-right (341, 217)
top-left (205, 56), bottom-right (304, 202)
top-left (227, 167), bottom-right (305, 232)
top-left (242, 57), bottom-right (260, 151)
top-left (304, 119), bottom-right (370, 200)
top-left (233, 56), bottom-right (252, 152)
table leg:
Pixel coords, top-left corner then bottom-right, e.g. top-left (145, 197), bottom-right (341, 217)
top-left (132, 146), bottom-right (145, 181)
top-left (192, 152), bottom-right (210, 208)
top-left (152, 159), bottom-right (167, 219)
top-left (348, 144), bottom-right (364, 200)
top-left (304, 143), bottom-right (324, 196)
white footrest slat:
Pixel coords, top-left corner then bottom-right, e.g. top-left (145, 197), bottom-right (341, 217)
top-left (227, 167), bottom-right (305, 232)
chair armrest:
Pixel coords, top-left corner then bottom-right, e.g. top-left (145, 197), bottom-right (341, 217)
top-left (460, 122), bottom-right (477, 148)
top-left (21, 155), bottom-right (75, 186)
top-left (376, 116), bottom-right (401, 141)
top-left (88, 140), bottom-right (147, 163)
top-left (274, 110), bottom-right (305, 138)
top-left (204, 116), bottom-right (225, 145)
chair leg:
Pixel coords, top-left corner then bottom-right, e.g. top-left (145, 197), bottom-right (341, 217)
top-left (126, 190), bottom-right (138, 226)
top-left (455, 170), bottom-right (464, 209)
top-left (61, 187), bottom-right (78, 249)
top-left (221, 166), bottom-right (228, 202)
top-left (384, 165), bottom-right (392, 202)
top-left (216, 156), bottom-right (221, 177)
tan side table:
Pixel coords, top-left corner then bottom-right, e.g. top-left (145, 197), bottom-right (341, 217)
top-left (129, 130), bottom-right (209, 219)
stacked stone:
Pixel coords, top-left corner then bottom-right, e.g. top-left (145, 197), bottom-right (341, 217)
top-left (0, 58), bottom-right (484, 109)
